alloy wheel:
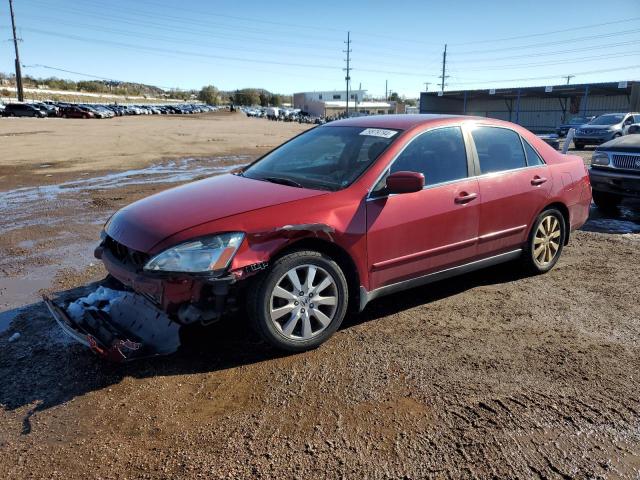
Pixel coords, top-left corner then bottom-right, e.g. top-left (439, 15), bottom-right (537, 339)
top-left (269, 264), bottom-right (338, 340)
top-left (533, 215), bottom-right (561, 267)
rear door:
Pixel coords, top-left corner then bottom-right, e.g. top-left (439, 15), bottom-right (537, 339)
top-left (469, 126), bottom-right (552, 257)
top-left (366, 126), bottom-right (480, 290)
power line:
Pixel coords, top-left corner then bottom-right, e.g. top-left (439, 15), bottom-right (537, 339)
top-left (21, 64), bottom-right (176, 90)
top-left (9, 26), bottom-right (444, 79)
top-left (452, 27), bottom-right (640, 56)
top-left (450, 39), bottom-right (640, 64)
top-left (448, 64), bottom-right (640, 86)
top-left (455, 51), bottom-right (640, 71)
top-left (19, 13), bottom-right (440, 70)
top-left (450, 16), bottom-right (640, 46)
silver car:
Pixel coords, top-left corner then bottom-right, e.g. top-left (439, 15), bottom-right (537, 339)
top-left (574, 112), bottom-right (640, 149)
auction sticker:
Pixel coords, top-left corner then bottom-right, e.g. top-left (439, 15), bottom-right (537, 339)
top-left (359, 128), bottom-right (398, 139)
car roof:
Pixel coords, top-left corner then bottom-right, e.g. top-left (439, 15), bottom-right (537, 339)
top-left (323, 114), bottom-right (481, 130)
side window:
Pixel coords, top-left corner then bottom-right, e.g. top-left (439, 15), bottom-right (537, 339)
top-left (471, 126), bottom-right (527, 174)
top-left (522, 139), bottom-right (545, 166)
top-left (390, 126), bottom-right (468, 186)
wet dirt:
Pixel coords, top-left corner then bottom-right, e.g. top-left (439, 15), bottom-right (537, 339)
top-left (1, 118), bottom-right (639, 478)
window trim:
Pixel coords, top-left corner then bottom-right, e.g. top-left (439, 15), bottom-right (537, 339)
top-left (367, 124), bottom-right (475, 199)
top-left (520, 136), bottom-right (547, 167)
top-left (367, 123), bottom-right (549, 201)
top-left (468, 124), bottom-right (531, 176)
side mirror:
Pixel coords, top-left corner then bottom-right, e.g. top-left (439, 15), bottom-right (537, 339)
top-left (386, 171), bottom-right (425, 194)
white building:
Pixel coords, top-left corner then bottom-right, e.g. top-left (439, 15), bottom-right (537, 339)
top-left (293, 90), bottom-right (397, 117)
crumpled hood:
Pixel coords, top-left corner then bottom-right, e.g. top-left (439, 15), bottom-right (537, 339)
top-left (106, 173), bottom-right (327, 252)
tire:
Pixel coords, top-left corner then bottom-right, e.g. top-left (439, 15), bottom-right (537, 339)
top-left (613, 133), bottom-right (622, 139)
top-left (574, 141), bottom-right (585, 150)
top-left (248, 250), bottom-right (349, 352)
top-left (592, 190), bottom-right (622, 210)
top-left (522, 208), bottom-right (566, 274)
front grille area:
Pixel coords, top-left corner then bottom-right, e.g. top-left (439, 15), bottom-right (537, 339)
top-left (103, 235), bottom-right (150, 269)
top-left (612, 153), bottom-right (640, 171)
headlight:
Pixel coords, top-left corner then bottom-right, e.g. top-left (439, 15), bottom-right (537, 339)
top-left (592, 152), bottom-right (610, 166)
top-left (144, 232), bottom-right (244, 273)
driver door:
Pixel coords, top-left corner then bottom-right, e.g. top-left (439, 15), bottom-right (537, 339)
top-left (366, 126), bottom-right (480, 290)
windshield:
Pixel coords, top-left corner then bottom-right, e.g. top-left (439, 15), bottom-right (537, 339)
top-left (242, 126), bottom-right (400, 191)
top-left (588, 114), bottom-right (624, 125)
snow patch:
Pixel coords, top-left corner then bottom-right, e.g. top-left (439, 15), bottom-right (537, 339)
top-left (66, 286), bottom-right (127, 322)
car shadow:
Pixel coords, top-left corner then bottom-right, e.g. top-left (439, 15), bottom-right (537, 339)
top-left (0, 261), bottom-right (528, 435)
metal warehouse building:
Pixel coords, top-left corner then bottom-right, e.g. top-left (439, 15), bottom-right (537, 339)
top-left (420, 81), bottom-right (640, 132)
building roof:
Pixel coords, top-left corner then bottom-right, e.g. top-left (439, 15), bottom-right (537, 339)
top-left (422, 81), bottom-right (636, 100)
top-left (323, 101), bottom-right (392, 108)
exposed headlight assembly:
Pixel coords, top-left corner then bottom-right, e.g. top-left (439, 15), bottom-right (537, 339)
top-left (591, 152), bottom-right (610, 166)
top-left (144, 232), bottom-right (244, 274)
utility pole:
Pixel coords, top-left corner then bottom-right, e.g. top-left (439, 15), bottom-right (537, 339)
top-left (424, 82), bottom-right (431, 92)
top-left (343, 31), bottom-right (352, 117)
top-left (385, 79), bottom-right (388, 100)
top-left (439, 44), bottom-right (449, 94)
top-left (9, 0), bottom-right (24, 101)
top-left (563, 75), bottom-right (575, 85)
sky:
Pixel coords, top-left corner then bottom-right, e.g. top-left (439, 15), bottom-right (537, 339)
top-left (1, 0), bottom-right (639, 98)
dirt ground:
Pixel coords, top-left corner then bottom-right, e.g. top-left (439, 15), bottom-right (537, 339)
top-left (1, 113), bottom-right (639, 479)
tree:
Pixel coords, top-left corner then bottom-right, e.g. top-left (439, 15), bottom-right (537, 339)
top-left (258, 90), bottom-right (270, 107)
top-left (198, 85), bottom-right (220, 105)
top-left (388, 92), bottom-right (401, 102)
top-left (269, 94), bottom-right (282, 107)
top-left (232, 88), bottom-right (260, 106)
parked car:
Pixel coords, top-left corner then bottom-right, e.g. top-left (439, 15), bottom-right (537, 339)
top-left (589, 134), bottom-right (640, 209)
top-left (45, 115), bottom-right (591, 359)
top-left (574, 113), bottom-right (640, 149)
top-left (555, 116), bottom-right (595, 137)
top-left (33, 102), bottom-right (59, 117)
top-left (1, 103), bottom-right (47, 118)
top-left (536, 133), bottom-right (560, 150)
top-left (59, 105), bottom-right (95, 119)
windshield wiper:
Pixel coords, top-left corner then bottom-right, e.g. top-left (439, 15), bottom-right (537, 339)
top-left (262, 176), bottom-right (304, 188)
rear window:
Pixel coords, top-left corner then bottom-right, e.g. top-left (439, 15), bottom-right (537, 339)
top-left (471, 126), bottom-right (527, 174)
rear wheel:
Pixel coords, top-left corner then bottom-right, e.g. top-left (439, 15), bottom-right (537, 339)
top-left (593, 191), bottom-right (622, 210)
top-left (522, 209), bottom-right (566, 274)
top-left (248, 250), bottom-right (348, 352)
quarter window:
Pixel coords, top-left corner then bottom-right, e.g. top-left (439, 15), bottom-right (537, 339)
top-left (390, 126), bottom-right (468, 186)
top-left (471, 126), bottom-right (527, 174)
top-left (522, 139), bottom-right (545, 166)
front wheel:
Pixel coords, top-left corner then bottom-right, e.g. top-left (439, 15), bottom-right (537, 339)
top-left (522, 209), bottom-right (566, 274)
top-left (248, 250), bottom-right (348, 352)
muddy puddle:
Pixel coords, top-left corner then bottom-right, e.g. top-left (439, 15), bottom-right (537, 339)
top-left (582, 200), bottom-right (640, 234)
top-left (1, 155), bottom-right (250, 232)
top-left (0, 155), bottom-right (252, 335)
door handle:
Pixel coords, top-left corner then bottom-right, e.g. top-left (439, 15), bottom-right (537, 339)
top-left (531, 176), bottom-right (548, 186)
top-left (455, 192), bottom-right (478, 204)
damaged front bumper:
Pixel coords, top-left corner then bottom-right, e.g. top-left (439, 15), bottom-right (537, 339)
top-left (43, 282), bottom-right (182, 362)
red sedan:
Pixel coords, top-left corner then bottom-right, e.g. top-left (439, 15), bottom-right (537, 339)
top-left (51, 115), bottom-right (592, 357)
